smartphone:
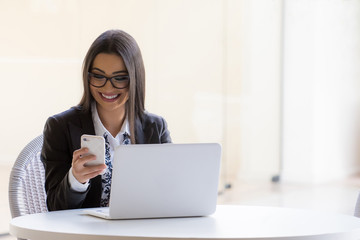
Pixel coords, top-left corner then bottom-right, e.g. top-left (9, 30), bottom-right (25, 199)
top-left (81, 134), bottom-right (105, 167)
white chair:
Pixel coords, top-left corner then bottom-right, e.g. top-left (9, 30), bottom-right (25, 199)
top-left (8, 134), bottom-right (48, 219)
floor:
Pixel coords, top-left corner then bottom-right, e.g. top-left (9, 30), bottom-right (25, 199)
top-left (218, 177), bottom-right (360, 215)
top-left (2, 164), bottom-right (360, 240)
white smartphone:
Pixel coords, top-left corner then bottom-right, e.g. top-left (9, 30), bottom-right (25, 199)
top-left (81, 134), bottom-right (105, 167)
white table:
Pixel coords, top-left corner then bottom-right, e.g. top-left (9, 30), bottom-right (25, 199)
top-left (10, 205), bottom-right (360, 240)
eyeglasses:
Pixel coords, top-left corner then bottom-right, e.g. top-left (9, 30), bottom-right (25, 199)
top-left (88, 72), bottom-right (130, 89)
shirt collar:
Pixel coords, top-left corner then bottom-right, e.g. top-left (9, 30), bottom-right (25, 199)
top-left (91, 102), bottom-right (130, 142)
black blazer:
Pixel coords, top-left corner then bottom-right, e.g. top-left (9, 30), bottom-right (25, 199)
top-left (41, 106), bottom-right (172, 211)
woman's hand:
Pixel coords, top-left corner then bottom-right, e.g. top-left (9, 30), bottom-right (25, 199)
top-left (71, 148), bottom-right (107, 184)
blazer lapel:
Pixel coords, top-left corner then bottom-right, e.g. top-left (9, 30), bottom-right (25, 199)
top-left (68, 108), bottom-right (95, 152)
top-left (135, 117), bottom-right (146, 144)
top-left (135, 115), bottom-right (162, 144)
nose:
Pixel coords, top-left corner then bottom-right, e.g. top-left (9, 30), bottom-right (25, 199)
top-left (102, 79), bottom-right (115, 90)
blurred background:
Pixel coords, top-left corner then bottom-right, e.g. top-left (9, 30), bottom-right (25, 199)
top-left (1, 0), bottom-right (360, 238)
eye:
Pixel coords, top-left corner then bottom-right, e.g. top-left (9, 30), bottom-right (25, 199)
top-left (113, 76), bottom-right (129, 81)
top-left (93, 73), bottom-right (106, 79)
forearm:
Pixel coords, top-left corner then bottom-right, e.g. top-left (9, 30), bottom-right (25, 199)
top-left (46, 171), bottom-right (89, 211)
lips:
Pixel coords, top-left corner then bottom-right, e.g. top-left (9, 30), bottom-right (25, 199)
top-left (102, 93), bottom-right (119, 99)
top-left (99, 92), bottom-right (120, 101)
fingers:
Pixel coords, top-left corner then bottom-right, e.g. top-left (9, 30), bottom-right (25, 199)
top-left (73, 147), bottom-right (88, 158)
top-left (83, 165), bottom-right (107, 179)
top-left (72, 162), bottom-right (107, 184)
top-left (72, 148), bottom-right (91, 165)
top-left (72, 148), bottom-right (107, 183)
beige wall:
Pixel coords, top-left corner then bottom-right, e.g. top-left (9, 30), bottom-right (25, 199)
top-left (282, 0), bottom-right (360, 183)
top-left (0, 0), bottom-right (282, 184)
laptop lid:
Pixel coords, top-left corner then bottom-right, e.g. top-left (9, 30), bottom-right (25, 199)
top-left (107, 143), bottom-right (221, 219)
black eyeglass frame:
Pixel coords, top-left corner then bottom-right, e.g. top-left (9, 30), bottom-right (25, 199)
top-left (87, 72), bottom-right (130, 89)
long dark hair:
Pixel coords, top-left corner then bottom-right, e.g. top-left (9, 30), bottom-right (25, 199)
top-left (79, 29), bottom-right (145, 143)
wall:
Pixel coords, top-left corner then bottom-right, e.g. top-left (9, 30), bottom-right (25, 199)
top-left (282, 0), bottom-right (360, 183)
top-left (232, 0), bottom-right (282, 181)
top-left (0, 0), bottom-right (283, 184)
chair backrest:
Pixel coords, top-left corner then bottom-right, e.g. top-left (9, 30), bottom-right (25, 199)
top-left (9, 134), bottom-right (48, 218)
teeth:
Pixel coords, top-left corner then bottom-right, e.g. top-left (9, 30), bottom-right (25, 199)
top-left (102, 93), bottom-right (118, 99)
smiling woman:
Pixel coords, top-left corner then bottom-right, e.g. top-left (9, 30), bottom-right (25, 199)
top-left (40, 29), bottom-right (172, 211)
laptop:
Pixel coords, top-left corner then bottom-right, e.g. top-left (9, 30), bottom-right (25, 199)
top-left (84, 143), bottom-right (221, 219)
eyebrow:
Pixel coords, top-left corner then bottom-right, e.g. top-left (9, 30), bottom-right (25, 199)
top-left (91, 67), bottom-right (128, 75)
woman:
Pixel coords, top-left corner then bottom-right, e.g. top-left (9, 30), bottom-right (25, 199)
top-left (41, 29), bottom-right (172, 211)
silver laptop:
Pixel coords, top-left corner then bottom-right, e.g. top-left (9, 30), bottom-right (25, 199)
top-left (84, 143), bottom-right (221, 219)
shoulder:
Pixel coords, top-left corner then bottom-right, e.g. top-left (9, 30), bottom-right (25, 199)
top-left (141, 111), bottom-right (168, 127)
top-left (44, 106), bottom-right (88, 130)
top-left (50, 106), bottom-right (84, 121)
